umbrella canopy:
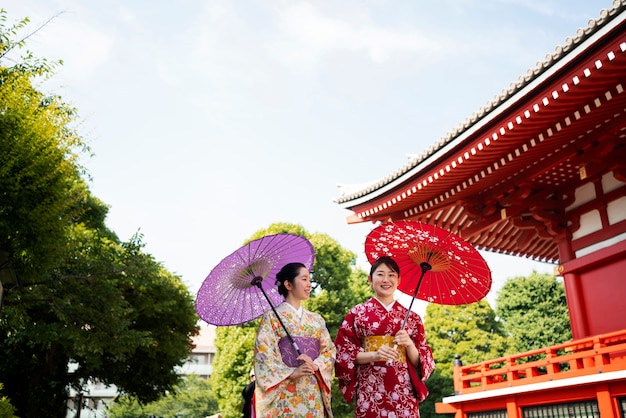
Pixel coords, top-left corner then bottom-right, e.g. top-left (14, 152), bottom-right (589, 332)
top-left (365, 220), bottom-right (492, 306)
top-left (196, 233), bottom-right (315, 326)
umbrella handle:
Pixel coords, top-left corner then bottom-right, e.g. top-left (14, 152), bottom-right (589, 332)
top-left (253, 277), bottom-right (302, 356)
top-left (387, 261), bottom-right (431, 366)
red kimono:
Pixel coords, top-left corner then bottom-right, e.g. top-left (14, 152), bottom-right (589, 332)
top-left (334, 298), bottom-right (435, 418)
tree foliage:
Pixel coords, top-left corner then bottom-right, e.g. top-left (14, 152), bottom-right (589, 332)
top-left (0, 384), bottom-right (17, 418)
top-left (496, 271), bottom-right (571, 354)
top-left (425, 300), bottom-right (511, 380)
top-left (209, 222), bottom-right (371, 418)
top-left (106, 374), bottom-right (219, 418)
top-left (211, 323), bottom-right (258, 418)
top-left (0, 10), bottom-right (199, 417)
top-left (420, 300), bottom-right (511, 418)
top-left (0, 13), bottom-right (84, 284)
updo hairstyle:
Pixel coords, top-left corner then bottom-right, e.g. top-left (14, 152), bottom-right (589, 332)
top-left (275, 262), bottom-right (307, 297)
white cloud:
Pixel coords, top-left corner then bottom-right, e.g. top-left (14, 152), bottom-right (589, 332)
top-left (3, 0), bottom-right (607, 316)
top-left (268, 1), bottom-right (441, 69)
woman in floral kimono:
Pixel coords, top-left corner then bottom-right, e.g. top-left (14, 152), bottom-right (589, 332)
top-left (254, 262), bottom-right (335, 417)
top-left (334, 256), bottom-right (435, 418)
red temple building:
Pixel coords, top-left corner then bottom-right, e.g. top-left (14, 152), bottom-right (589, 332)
top-left (336, 1), bottom-right (626, 417)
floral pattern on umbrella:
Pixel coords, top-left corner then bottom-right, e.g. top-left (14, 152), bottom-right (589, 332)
top-left (195, 233), bottom-right (315, 326)
top-left (365, 220), bottom-right (492, 306)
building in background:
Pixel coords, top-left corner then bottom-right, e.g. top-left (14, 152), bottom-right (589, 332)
top-left (66, 325), bottom-right (217, 418)
top-left (178, 325), bottom-right (216, 380)
top-left (336, 1), bottom-right (626, 417)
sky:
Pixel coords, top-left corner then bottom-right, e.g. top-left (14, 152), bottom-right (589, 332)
top-left (4, 0), bottom-right (613, 317)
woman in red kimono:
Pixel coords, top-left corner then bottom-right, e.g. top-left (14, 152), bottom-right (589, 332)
top-left (334, 256), bottom-right (435, 418)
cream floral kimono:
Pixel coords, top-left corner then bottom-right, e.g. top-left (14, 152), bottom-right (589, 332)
top-left (254, 302), bottom-right (335, 417)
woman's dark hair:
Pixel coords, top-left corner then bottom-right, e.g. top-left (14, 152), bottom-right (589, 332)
top-left (369, 256), bottom-right (400, 277)
top-left (275, 262), bottom-right (307, 297)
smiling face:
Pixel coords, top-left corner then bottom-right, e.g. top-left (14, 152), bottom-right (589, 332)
top-left (369, 261), bottom-right (399, 305)
top-left (284, 266), bottom-right (312, 307)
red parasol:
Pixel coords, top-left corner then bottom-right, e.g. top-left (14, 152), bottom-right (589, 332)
top-left (365, 220), bottom-right (492, 319)
top-left (366, 221), bottom-right (492, 362)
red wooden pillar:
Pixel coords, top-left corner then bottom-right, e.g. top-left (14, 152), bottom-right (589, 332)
top-left (562, 272), bottom-right (589, 339)
top-left (557, 237), bottom-right (589, 339)
top-left (596, 383), bottom-right (615, 418)
top-left (505, 396), bottom-right (519, 418)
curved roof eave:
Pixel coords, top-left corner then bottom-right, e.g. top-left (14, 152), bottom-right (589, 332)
top-left (335, 1), bottom-right (625, 209)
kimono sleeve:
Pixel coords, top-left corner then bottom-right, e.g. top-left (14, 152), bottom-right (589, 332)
top-left (406, 310), bottom-right (436, 402)
top-left (333, 308), bottom-right (361, 403)
top-left (411, 313), bottom-right (435, 382)
top-left (312, 313), bottom-right (336, 394)
top-left (254, 312), bottom-right (294, 392)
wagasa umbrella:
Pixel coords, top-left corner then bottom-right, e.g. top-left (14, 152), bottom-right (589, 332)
top-left (195, 233), bottom-right (315, 354)
top-left (365, 220), bottom-right (492, 328)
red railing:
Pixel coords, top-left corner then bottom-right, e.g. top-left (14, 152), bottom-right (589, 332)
top-left (454, 329), bottom-right (626, 395)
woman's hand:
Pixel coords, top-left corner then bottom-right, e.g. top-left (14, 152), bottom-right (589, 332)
top-left (289, 354), bottom-right (318, 379)
top-left (377, 344), bottom-right (400, 362)
top-left (394, 330), bottom-right (415, 349)
top-left (395, 329), bottom-right (420, 366)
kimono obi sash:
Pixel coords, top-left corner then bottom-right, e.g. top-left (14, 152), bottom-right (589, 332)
top-left (362, 336), bottom-right (407, 363)
top-left (278, 336), bottom-right (320, 367)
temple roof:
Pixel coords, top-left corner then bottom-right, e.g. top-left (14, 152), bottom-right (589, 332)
top-left (336, 0), bottom-right (626, 263)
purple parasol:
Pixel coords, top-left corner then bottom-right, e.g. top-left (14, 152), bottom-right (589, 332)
top-left (195, 233), bottom-right (315, 327)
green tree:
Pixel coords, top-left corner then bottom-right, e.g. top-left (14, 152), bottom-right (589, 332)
top-left (0, 384), bottom-right (17, 418)
top-left (1, 225), bottom-right (200, 416)
top-left (425, 300), bottom-right (510, 379)
top-left (419, 368), bottom-right (453, 418)
top-left (107, 374), bottom-right (219, 418)
top-left (105, 397), bottom-right (145, 418)
top-left (0, 11), bottom-right (84, 287)
top-left (209, 222), bottom-right (371, 418)
top-left (211, 323), bottom-right (258, 418)
top-left (0, 11), bottom-right (199, 417)
top-left (496, 271), bottom-right (571, 354)
top-left (306, 233), bottom-right (372, 340)
top-left (421, 300), bottom-right (511, 418)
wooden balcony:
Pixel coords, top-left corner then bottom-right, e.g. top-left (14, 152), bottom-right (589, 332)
top-left (453, 329), bottom-right (626, 395)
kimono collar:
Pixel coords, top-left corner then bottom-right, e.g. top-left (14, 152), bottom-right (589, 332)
top-left (284, 302), bottom-right (303, 317)
top-left (374, 297), bottom-right (396, 312)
